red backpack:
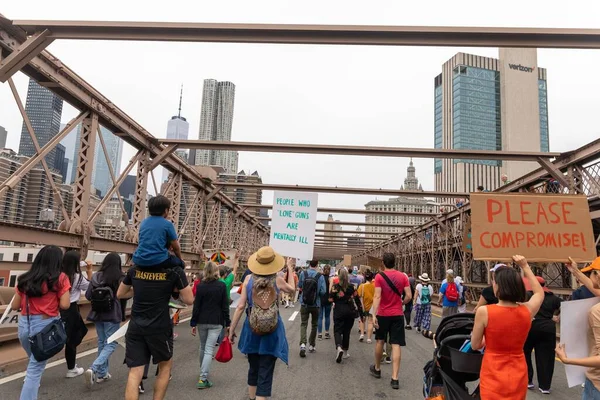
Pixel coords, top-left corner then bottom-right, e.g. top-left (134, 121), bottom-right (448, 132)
top-left (445, 282), bottom-right (459, 302)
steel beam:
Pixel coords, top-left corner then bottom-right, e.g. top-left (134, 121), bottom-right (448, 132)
top-left (237, 203), bottom-right (438, 217)
top-left (220, 182), bottom-right (466, 198)
top-left (314, 229), bottom-right (396, 236)
top-left (13, 20), bottom-right (600, 49)
top-left (259, 218), bottom-right (417, 228)
top-left (0, 24), bottom-right (267, 233)
top-left (536, 157), bottom-right (572, 190)
top-left (162, 140), bottom-right (560, 161)
top-left (0, 29), bottom-right (53, 81)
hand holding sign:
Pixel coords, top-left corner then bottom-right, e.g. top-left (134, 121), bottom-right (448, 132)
top-left (512, 255), bottom-right (528, 269)
top-left (471, 193), bottom-right (595, 262)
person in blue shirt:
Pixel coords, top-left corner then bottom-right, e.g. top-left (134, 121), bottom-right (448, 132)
top-left (132, 195), bottom-right (184, 269)
top-left (437, 272), bottom-right (462, 318)
top-left (297, 259), bottom-right (326, 357)
top-left (572, 271), bottom-right (595, 300)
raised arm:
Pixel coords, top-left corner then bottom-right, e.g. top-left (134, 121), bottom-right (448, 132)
top-left (567, 258), bottom-right (600, 297)
top-left (513, 255), bottom-right (543, 317)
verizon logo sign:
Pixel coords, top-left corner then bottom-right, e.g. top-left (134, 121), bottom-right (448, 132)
top-left (508, 63), bottom-right (535, 73)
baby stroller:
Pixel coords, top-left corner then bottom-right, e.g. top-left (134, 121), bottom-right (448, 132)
top-left (423, 313), bottom-right (483, 400)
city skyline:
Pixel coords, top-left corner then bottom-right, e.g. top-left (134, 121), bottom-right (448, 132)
top-left (1, 1), bottom-right (597, 229)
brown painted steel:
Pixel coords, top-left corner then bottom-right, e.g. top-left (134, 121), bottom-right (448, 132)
top-left (161, 140), bottom-right (560, 161)
top-left (219, 182), bottom-right (466, 198)
top-left (12, 20), bottom-right (600, 49)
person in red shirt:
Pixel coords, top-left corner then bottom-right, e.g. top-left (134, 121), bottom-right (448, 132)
top-left (369, 253), bottom-right (411, 390)
top-left (11, 245), bottom-right (71, 400)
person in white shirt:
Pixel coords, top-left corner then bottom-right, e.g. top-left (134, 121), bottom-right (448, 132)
top-left (413, 273), bottom-right (434, 333)
top-left (61, 251), bottom-right (92, 378)
top-left (455, 276), bottom-right (467, 313)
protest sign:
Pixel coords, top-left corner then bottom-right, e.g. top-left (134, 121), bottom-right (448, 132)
top-left (367, 256), bottom-right (382, 270)
top-left (202, 249), bottom-right (238, 266)
top-left (560, 297), bottom-right (600, 387)
top-left (269, 191), bottom-right (318, 260)
top-left (0, 296), bottom-right (19, 329)
top-left (107, 321), bottom-right (129, 344)
top-left (470, 193), bottom-right (595, 262)
top-left (343, 255), bottom-right (352, 266)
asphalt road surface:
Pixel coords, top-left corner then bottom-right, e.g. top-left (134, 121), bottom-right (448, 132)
top-left (0, 307), bottom-right (582, 399)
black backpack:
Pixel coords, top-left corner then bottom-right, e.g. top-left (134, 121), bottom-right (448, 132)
top-left (91, 285), bottom-right (115, 313)
top-left (302, 271), bottom-right (321, 306)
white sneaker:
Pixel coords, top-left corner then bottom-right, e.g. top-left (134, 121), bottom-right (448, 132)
top-left (308, 345), bottom-right (316, 353)
top-left (359, 334), bottom-right (365, 342)
top-left (343, 351), bottom-right (350, 359)
top-left (539, 388), bottom-right (550, 395)
top-left (84, 369), bottom-right (94, 389)
top-left (367, 339), bottom-right (372, 344)
top-left (96, 373), bottom-right (112, 383)
top-left (66, 366), bottom-right (84, 378)
top-left (336, 347), bottom-right (344, 363)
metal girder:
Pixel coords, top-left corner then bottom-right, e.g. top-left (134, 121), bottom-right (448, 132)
top-left (13, 20), bottom-right (600, 49)
top-left (148, 144), bottom-right (179, 171)
top-left (89, 150), bottom-right (142, 224)
top-left (314, 229), bottom-right (396, 236)
top-left (131, 151), bottom-right (149, 237)
top-left (237, 203), bottom-right (437, 217)
top-left (0, 29), bottom-right (53, 81)
top-left (0, 24), bottom-right (267, 234)
top-left (163, 140), bottom-right (560, 161)
top-left (204, 186), bottom-right (223, 203)
top-left (260, 218), bottom-right (416, 228)
top-left (219, 182), bottom-right (466, 198)
top-left (536, 157), bottom-right (573, 191)
top-left (0, 112), bottom-right (85, 193)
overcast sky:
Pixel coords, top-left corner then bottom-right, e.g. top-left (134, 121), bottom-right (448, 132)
top-left (2, 1), bottom-right (600, 230)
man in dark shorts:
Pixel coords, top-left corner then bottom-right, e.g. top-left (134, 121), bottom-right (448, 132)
top-left (369, 253), bottom-right (412, 390)
top-left (117, 263), bottom-right (193, 400)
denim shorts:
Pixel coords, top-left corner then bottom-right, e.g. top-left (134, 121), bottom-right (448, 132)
top-left (583, 378), bottom-right (600, 400)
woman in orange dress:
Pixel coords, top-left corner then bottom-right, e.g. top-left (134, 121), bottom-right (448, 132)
top-left (471, 255), bottom-right (544, 400)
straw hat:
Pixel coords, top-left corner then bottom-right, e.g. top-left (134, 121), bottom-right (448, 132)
top-left (247, 246), bottom-right (285, 276)
top-left (419, 273), bottom-right (431, 282)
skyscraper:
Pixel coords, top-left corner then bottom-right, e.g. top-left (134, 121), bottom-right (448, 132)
top-left (68, 123), bottom-right (123, 197)
top-left (434, 49), bottom-right (549, 194)
top-left (59, 123), bottom-right (77, 184)
top-left (194, 79), bottom-right (238, 173)
top-left (0, 126), bottom-right (7, 148)
top-left (162, 86), bottom-right (190, 183)
top-left (18, 79), bottom-right (64, 175)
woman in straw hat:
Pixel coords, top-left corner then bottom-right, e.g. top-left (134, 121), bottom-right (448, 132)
top-left (413, 273), bottom-right (433, 333)
top-left (229, 247), bottom-right (296, 400)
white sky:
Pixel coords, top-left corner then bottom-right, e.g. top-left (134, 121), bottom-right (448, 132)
top-left (1, 0), bottom-right (600, 228)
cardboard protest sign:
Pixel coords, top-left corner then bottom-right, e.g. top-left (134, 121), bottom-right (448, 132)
top-left (470, 193), bottom-right (595, 262)
top-left (367, 256), bottom-right (383, 270)
top-left (269, 191), bottom-right (318, 260)
top-left (343, 255), bottom-right (352, 266)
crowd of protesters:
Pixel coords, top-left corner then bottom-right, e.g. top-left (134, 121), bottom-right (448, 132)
top-left (8, 194), bottom-right (600, 400)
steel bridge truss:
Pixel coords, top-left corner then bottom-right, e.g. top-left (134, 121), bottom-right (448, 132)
top-left (2, 16), bottom-right (600, 280)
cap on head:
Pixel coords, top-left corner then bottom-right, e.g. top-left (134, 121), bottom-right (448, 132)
top-left (581, 257), bottom-right (600, 273)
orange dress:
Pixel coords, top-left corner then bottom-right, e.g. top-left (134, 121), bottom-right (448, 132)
top-left (480, 304), bottom-right (532, 400)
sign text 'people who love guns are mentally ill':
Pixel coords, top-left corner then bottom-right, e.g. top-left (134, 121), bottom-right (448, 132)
top-left (269, 191), bottom-right (318, 260)
top-left (470, 193), bottom-right (596, 262)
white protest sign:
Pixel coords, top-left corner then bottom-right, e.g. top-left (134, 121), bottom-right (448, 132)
top-left (0, 296), bottom-right (19, 328)
top-left (107, 321), bottom-right (129, 344)
top-left (230, 287), bottom-right (241, 309)
top-left (269, 191), bottom-right (318, 260)
top-left (560, 296), bottom-right (600, 387)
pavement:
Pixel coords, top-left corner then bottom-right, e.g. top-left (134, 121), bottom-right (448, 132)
top-left (0, 307), bottom-right (582, 399)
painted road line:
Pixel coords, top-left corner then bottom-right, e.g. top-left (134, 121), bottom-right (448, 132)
top-left (289, 311), bottom-right (299, 321)
top-left (0, 316), bottom-right (195, 385)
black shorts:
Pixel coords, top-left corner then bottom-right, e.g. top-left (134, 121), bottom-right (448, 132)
top-left (375, 315), bottom-right (406, 346)
top-left (125, 327), bottom-right (173, 368)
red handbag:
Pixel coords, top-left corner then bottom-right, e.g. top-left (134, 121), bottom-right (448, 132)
top-left (215, 337), bottom-right (233, 363)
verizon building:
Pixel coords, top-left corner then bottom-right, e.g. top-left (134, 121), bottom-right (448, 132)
top-left (434, 49), bottom-right (549, 194)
